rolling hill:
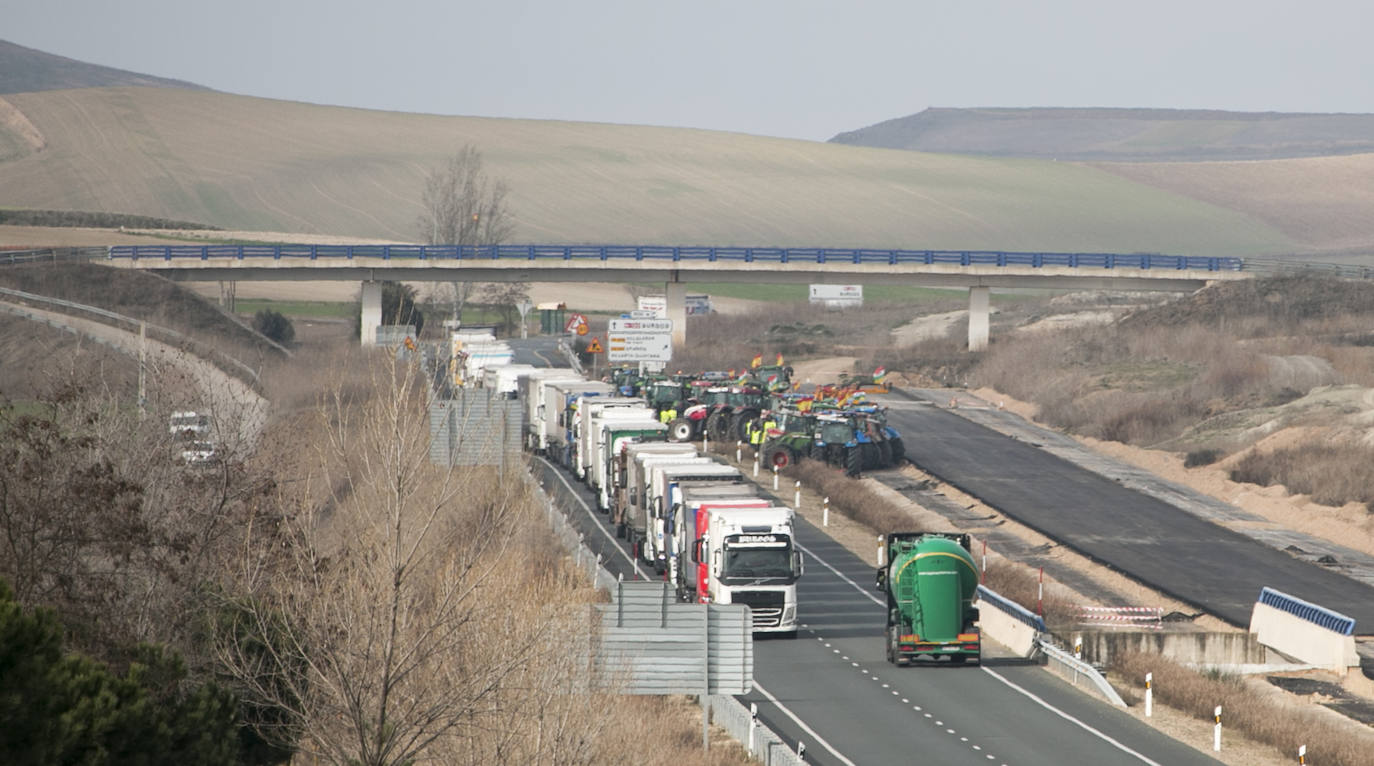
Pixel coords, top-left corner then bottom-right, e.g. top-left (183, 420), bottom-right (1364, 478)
top-left (0, 86), bottom-right (1296, 256)
top-left (6, 40), bottom-right (1374, 257)
top-left (0, 39), bottom-right (208, 95)
top-left (830, 107), bottom-right (1374, 162)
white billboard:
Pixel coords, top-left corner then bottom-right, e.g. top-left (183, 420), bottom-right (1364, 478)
top-left (809, 284), bottom-right (863, 308)
top-left (636, 295), bottom-right (668, 318)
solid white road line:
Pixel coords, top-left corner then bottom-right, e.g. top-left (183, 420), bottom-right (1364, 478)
top-left (979, 666), bottom-right (1163, 766)
top-left (538, 456), bottom-right (648, 580)
top-left (753, 681), bottom-right (860, 766)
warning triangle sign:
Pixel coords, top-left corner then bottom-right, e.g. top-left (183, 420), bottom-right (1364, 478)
top-left (586, 336), bottom-right (604, 353)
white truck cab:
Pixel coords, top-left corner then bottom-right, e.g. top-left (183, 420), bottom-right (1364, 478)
top-left (694, 505), bottom-right (802, 635)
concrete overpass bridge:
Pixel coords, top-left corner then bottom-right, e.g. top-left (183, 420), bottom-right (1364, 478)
top-left (106, 244), bottom-right (1250, 349)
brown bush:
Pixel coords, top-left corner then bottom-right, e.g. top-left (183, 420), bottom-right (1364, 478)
top-left (1229, 441), bottom-right (1374, 511)
top-left (777, 458), bottom-right (916, 533)
top-left (1111, 651), bottom-right (1374, 766)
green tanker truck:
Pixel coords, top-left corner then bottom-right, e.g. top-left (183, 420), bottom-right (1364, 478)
top-left (876, 532), bottom-right (981, 665)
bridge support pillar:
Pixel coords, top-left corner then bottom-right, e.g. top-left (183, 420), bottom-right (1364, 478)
top-left (665, 280), bottom-right (687, 348)
top-left (361, 280), bottom-right (382, 346)
top-left (968, 286), bottom-right (990, 352)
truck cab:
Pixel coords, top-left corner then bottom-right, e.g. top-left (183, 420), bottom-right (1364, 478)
top-left (695, 505), bottom-right (802, 636)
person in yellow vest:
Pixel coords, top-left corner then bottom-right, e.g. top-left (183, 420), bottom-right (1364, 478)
top-left (659, 406), bottom-right (677, 425)
top-left (749, 416), bottom-right (766, 446)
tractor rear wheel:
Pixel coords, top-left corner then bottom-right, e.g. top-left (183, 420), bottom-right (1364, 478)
top-left (845, 446), bottom-right (863, 477)
top-left (877, 440), bottom-right (893, 468)
top-left (707, 412), bottom-right (730, 442)
top-left (765, 445), bottom-right (796, 470)
top-left (669, 418), bottom-right (694, 442)
top-left (890, 437), bottom-right (905, 464)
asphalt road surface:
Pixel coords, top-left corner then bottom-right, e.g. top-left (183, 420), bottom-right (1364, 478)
top-left (881, 390), bottom-right (1374, 630)
top-left (533, 458), bottom-right (1220, 766)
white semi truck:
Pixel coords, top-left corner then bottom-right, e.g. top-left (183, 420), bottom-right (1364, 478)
top-left (587, 416), bottom-right (666, 511)
top-left (642, 462), bottom-right (743, 574)
top-left (517, 368), bottom-right (580, 452)
top-left (612, 443), bottom-right (699, 534)
top-left (692, 503), bottom-right (802, 635)
top-left (576, 397), bottom-right (651, 480)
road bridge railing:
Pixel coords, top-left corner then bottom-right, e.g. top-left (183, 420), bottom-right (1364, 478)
top-left (107, 243), bottom-right (1245, 271)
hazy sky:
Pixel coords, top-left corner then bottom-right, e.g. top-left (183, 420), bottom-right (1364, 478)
top-left (5, 0), bottom-right (1372, 141)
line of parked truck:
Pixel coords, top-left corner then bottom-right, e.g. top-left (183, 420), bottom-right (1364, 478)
top-left (501, 359), bottom-right (979, 660)
top-left (515, 365), bottom-right (804, 636)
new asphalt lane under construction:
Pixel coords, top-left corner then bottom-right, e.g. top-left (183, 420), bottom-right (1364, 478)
top-left (881, 389), bottom-right (1374, 632)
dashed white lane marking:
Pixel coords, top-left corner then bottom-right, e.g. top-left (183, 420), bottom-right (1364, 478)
top-left (802, 535), bottom-right (1167, 766)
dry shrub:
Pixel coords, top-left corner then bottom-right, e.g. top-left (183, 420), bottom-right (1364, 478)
top-left (980, 560), bottom-right (1078, 634)
top-left (1111, 652), bottom-right (1374, 766)
top-left (779, 458), bottom-right (915, 533)
top-left (1228, 441), bottom-right (1374, 510)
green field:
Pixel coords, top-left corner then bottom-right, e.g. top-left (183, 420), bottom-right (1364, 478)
top-left (0, 88), bottom-right (1305, 257)
top-left (234, 299), bottom-right (354, 319)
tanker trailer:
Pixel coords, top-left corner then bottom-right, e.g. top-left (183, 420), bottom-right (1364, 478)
top-left (876, 532), bottom-right (980, 665)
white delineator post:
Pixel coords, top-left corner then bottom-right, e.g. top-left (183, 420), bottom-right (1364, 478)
top-left (749, 702), bottom-right (758, 755)
top-left (1298, 744), bottom-right (1306, 764)
top-left (360, 280), bottom-right (382, 346)
top-left (736, 441), bottom-right (742, 464)
top-left (877, 535), bottom-right (885, 567)
top-left (753, 454), bottom-right (759, 477)
top-left (772, 464), bottom-right (779, 490)
top-left (794, 480), bottom-right (801, 510)
top-left (1213, 706), bottom-right (1222, 752)
top-left (1145, 672), bottom-right (1153, 718)
top-left (823, 497), bottom-right (829, 527)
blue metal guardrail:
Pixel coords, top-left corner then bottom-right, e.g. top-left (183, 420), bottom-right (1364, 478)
top-left (1257, 586), bottom-right (1356, 636)
top-left (106, 244), bottom-right (1244, 272)
top-left (976, 584), bottom-right (1049, 633)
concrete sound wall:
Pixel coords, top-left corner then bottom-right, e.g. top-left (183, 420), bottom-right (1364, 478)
top-left (974, 585), bottom-right (1044, 658)
top-left (1249, 587), bottom-right (1359, 674)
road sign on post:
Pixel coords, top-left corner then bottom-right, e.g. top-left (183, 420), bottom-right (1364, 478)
top-left (607, 318), bottom-right (673, 363)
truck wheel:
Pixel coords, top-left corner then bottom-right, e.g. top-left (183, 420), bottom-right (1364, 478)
top-left (669, 418), bottom-right (694, 442)
top-left (616, 522), bottom-right (626, 539)
top-left (950, 654), bottom-right (968, 665)
top-left (809, 443), bottom-right (826, 462)
top-left (890, 437), bottom-right (905, 464)
top-left (886, 626), bottom-right (897, 664)
top-left (845, 446), bottom-right (863, 477)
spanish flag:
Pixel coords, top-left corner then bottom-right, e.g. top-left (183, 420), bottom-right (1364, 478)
top-left (776, 352), bottom-right (785, 366)
top-left (750, 354), bottom-right (763, 369)
top-left (873, 366), bottom-right (887, 383)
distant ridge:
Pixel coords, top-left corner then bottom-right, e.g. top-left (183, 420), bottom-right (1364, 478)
top-left (0, 38), bottom-right (210, 94)
top-left (830, 107), bottom-right (1374, 162)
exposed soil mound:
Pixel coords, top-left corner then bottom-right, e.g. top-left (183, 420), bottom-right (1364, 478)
top-left (1120, 274), bottom-right (1374, 330)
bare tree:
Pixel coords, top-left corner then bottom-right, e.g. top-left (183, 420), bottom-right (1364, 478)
top-left (215, 358), bottom-right (553, 766)
top-left (477, 281), bottom-right (532, 335)
top-left (418, 146), bottom-right (516, 325)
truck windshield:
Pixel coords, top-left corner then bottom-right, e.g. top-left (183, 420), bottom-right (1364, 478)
top-left (722, 536), bottom-right (794, 580)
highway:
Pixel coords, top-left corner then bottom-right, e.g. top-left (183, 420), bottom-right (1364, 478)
top-left (880, 391), bottom-right (1374, 629)
top-left (533, 459), bottom-right (1220, 765)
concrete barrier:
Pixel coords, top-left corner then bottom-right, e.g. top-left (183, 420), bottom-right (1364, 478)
top-left (1078, 629), bottom-right (1270, 669)
top-left (1249, 587), bottom-right (1359, 674)
top-left (974, 585), bottom-right (1045, 657)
